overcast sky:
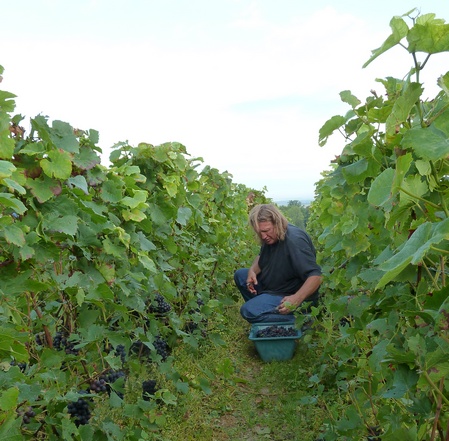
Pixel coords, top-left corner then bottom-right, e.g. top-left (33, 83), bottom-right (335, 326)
top-left (2, 1), bottom-right (449, 201)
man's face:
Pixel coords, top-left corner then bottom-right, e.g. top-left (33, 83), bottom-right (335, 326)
top-left (257, 221), bottom-right (278, 245)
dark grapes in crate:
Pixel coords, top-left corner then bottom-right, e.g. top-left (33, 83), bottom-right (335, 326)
top-left (255, 325), bottom-right (298, 338)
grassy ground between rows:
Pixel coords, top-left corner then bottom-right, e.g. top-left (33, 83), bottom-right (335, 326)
top-left (159, 303), bottom-right (331, 441)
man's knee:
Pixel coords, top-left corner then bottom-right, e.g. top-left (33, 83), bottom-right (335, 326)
top-left (234, 268), bottom-right (247, 285)
top-left (240, 302), bottom-right (255, 322)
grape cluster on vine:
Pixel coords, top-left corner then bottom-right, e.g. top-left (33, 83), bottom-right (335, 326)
top-left (89, 377), bottom-right (108, 393)
top-left (98, 369), bottom-right (126, 398)
top-left (17, 406), bottom-right (35, 425)
top-left (35, 332), bottom-right (45, 346)
top-left (114, 344), bottom-right (127, 365)
top-left (148, 292), bottom-right (171, 314)
top-left (142, 379), bottom-right (158, 401)
top-left (67, 390), bottom-right (91, 426)
top-left (153, 336), bottom-right (170, 361)
top-left (10, 360), bottom-right (27, 372)
top-left (53, 331), bottom-right (79, 355)
top-left (184, 298), bottom-right (207, 334)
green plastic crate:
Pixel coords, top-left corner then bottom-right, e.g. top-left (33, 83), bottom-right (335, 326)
top-left (248, 322), bottom-right (302, 362)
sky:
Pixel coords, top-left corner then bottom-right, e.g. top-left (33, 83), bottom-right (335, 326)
top-left (2, 1), bottom-right (449, 201)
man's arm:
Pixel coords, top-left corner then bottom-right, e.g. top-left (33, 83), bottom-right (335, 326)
top-left (277, 275), bottom-right (322, 314)
top-left (247, 256), bottom-right (261, 294)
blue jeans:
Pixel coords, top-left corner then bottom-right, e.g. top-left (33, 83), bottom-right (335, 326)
top-left (234, 268), bottom-right (295, 324)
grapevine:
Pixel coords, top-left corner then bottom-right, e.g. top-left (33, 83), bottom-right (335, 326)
top-left (306, 9), bottom-right (449, 440)
top-left (0, 62), bottom-right (267, 439)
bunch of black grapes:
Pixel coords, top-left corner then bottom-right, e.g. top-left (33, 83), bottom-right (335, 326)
top-left (10, 360), bottom-right (27, 372)
top-left (255, 325), bottom-right (298, 338)
top-left (89, 377), bottom-right (108, 394)
top-left (97, 370), bottom-right (126, 398)
top-left (53, 331), bottom-right (79, 355)
top-left (142, 379), bottom-right (158, 401)
top-left (67, 390), bottom-right (92, 426)
top-left (130, 336), bottom-right (170, 362)
top-left (102, 342), bottom-right (127, 365)
top-left (17, 406), bottom-right (35, 425)
top-left (148, 292), bottom-right (171, 315)
top-left (114, 344), bottom-right (127, 365)
top-left (35, 332), bottom-right (46, 346)
top-left (184, 298), bottom-right (207, 334)
top-left (153, 336), bottom-right (170, 361)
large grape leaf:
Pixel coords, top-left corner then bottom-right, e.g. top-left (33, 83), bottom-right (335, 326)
top-left (0, 387), bottom-right (19, 412)
top-left (100, 178), bottom-right (124, 203)
top-left (340, 90), bottom-right (361, 108)
top-left (399, 175), bottom-right (429, 205)
top-left (40, 149), bottom-right (72, 179)
top-left (0, 90), bottom-right (16, 112)
top-left (367, 168), bottom-right (395, 208)
top-left (381, 364), bottom-right (418, 399)
top-left (0, 160), bottom-right (15, 179)
top-left (0, 412), bottom-right (23, 441)
top-left (407, 14), bottom-right (449, 54)
top-left (73, 146), bottom-right (101, 170)
top-left (385, 82), bottom-right (423, 137)
top-left (68, 175), bottom-right (89, 194)
top-left (438, 72), bottom-right (449, 97)
top-left (2, 178), bottom-right (26, 195)
top-left (43, 215), bottom-right (79, 236)
top-left (318, 115), bottom-right (347, 147)
top-left (0, 193), bottom-right (27, 214)
top-left (3, 225), bottom-right (25, 246)
top-left (0, 130), bottom-right (14, 159)
top-left (402, 126), bottom-right (449, 161)
top-left (26, 175), bottom-right (57, 203)
top-left (121, 190), bottom-right (148, 209)
top-left (376, 219), bottom-right (449, 289)
top-left (50, 120), bottom-right (79, 153)
top-left (341, 158), bottom-right (380, 184)
top-left (393, 152), bottom-right (412, 190)
top-left (363, 16), bottom-right (409, 68)
top-left (176, 206), bottom-right (192, 226)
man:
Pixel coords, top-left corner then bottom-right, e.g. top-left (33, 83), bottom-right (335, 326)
top-left (234, 204), bottom-right (322, 323)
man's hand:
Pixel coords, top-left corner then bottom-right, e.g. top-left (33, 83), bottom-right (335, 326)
top-left (246, 279), bottom-right (258, 294)
top-left (277, 275), bottom-right (322, 314)
top-left (277, 295), bottom-right (300, 314)
top-left (246, 270), bottom-right (258, 294)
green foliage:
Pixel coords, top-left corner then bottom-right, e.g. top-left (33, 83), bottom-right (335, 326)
top-left (0, 72), bottom-right (267, 438)
top-left (306, 9), bottom-right (449, 440)
top-left (278, 200), bottom-right (310, 229)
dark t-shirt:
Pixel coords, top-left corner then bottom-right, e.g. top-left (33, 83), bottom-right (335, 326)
top-left (258, 224), bottom-right (321, 301)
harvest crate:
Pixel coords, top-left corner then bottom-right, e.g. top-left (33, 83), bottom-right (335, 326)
top-left (248, 322), bottom-right (302, 362)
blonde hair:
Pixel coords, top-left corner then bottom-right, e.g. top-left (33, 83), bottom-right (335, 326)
top-left (249, 204), bottom-right (288, 242)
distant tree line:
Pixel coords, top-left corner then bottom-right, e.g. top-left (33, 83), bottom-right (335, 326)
top-left (278, 200), bottom-right (309, 230)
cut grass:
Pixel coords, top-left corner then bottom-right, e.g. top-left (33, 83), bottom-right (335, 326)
top-left (159, 303), bottom-right (332, 441)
